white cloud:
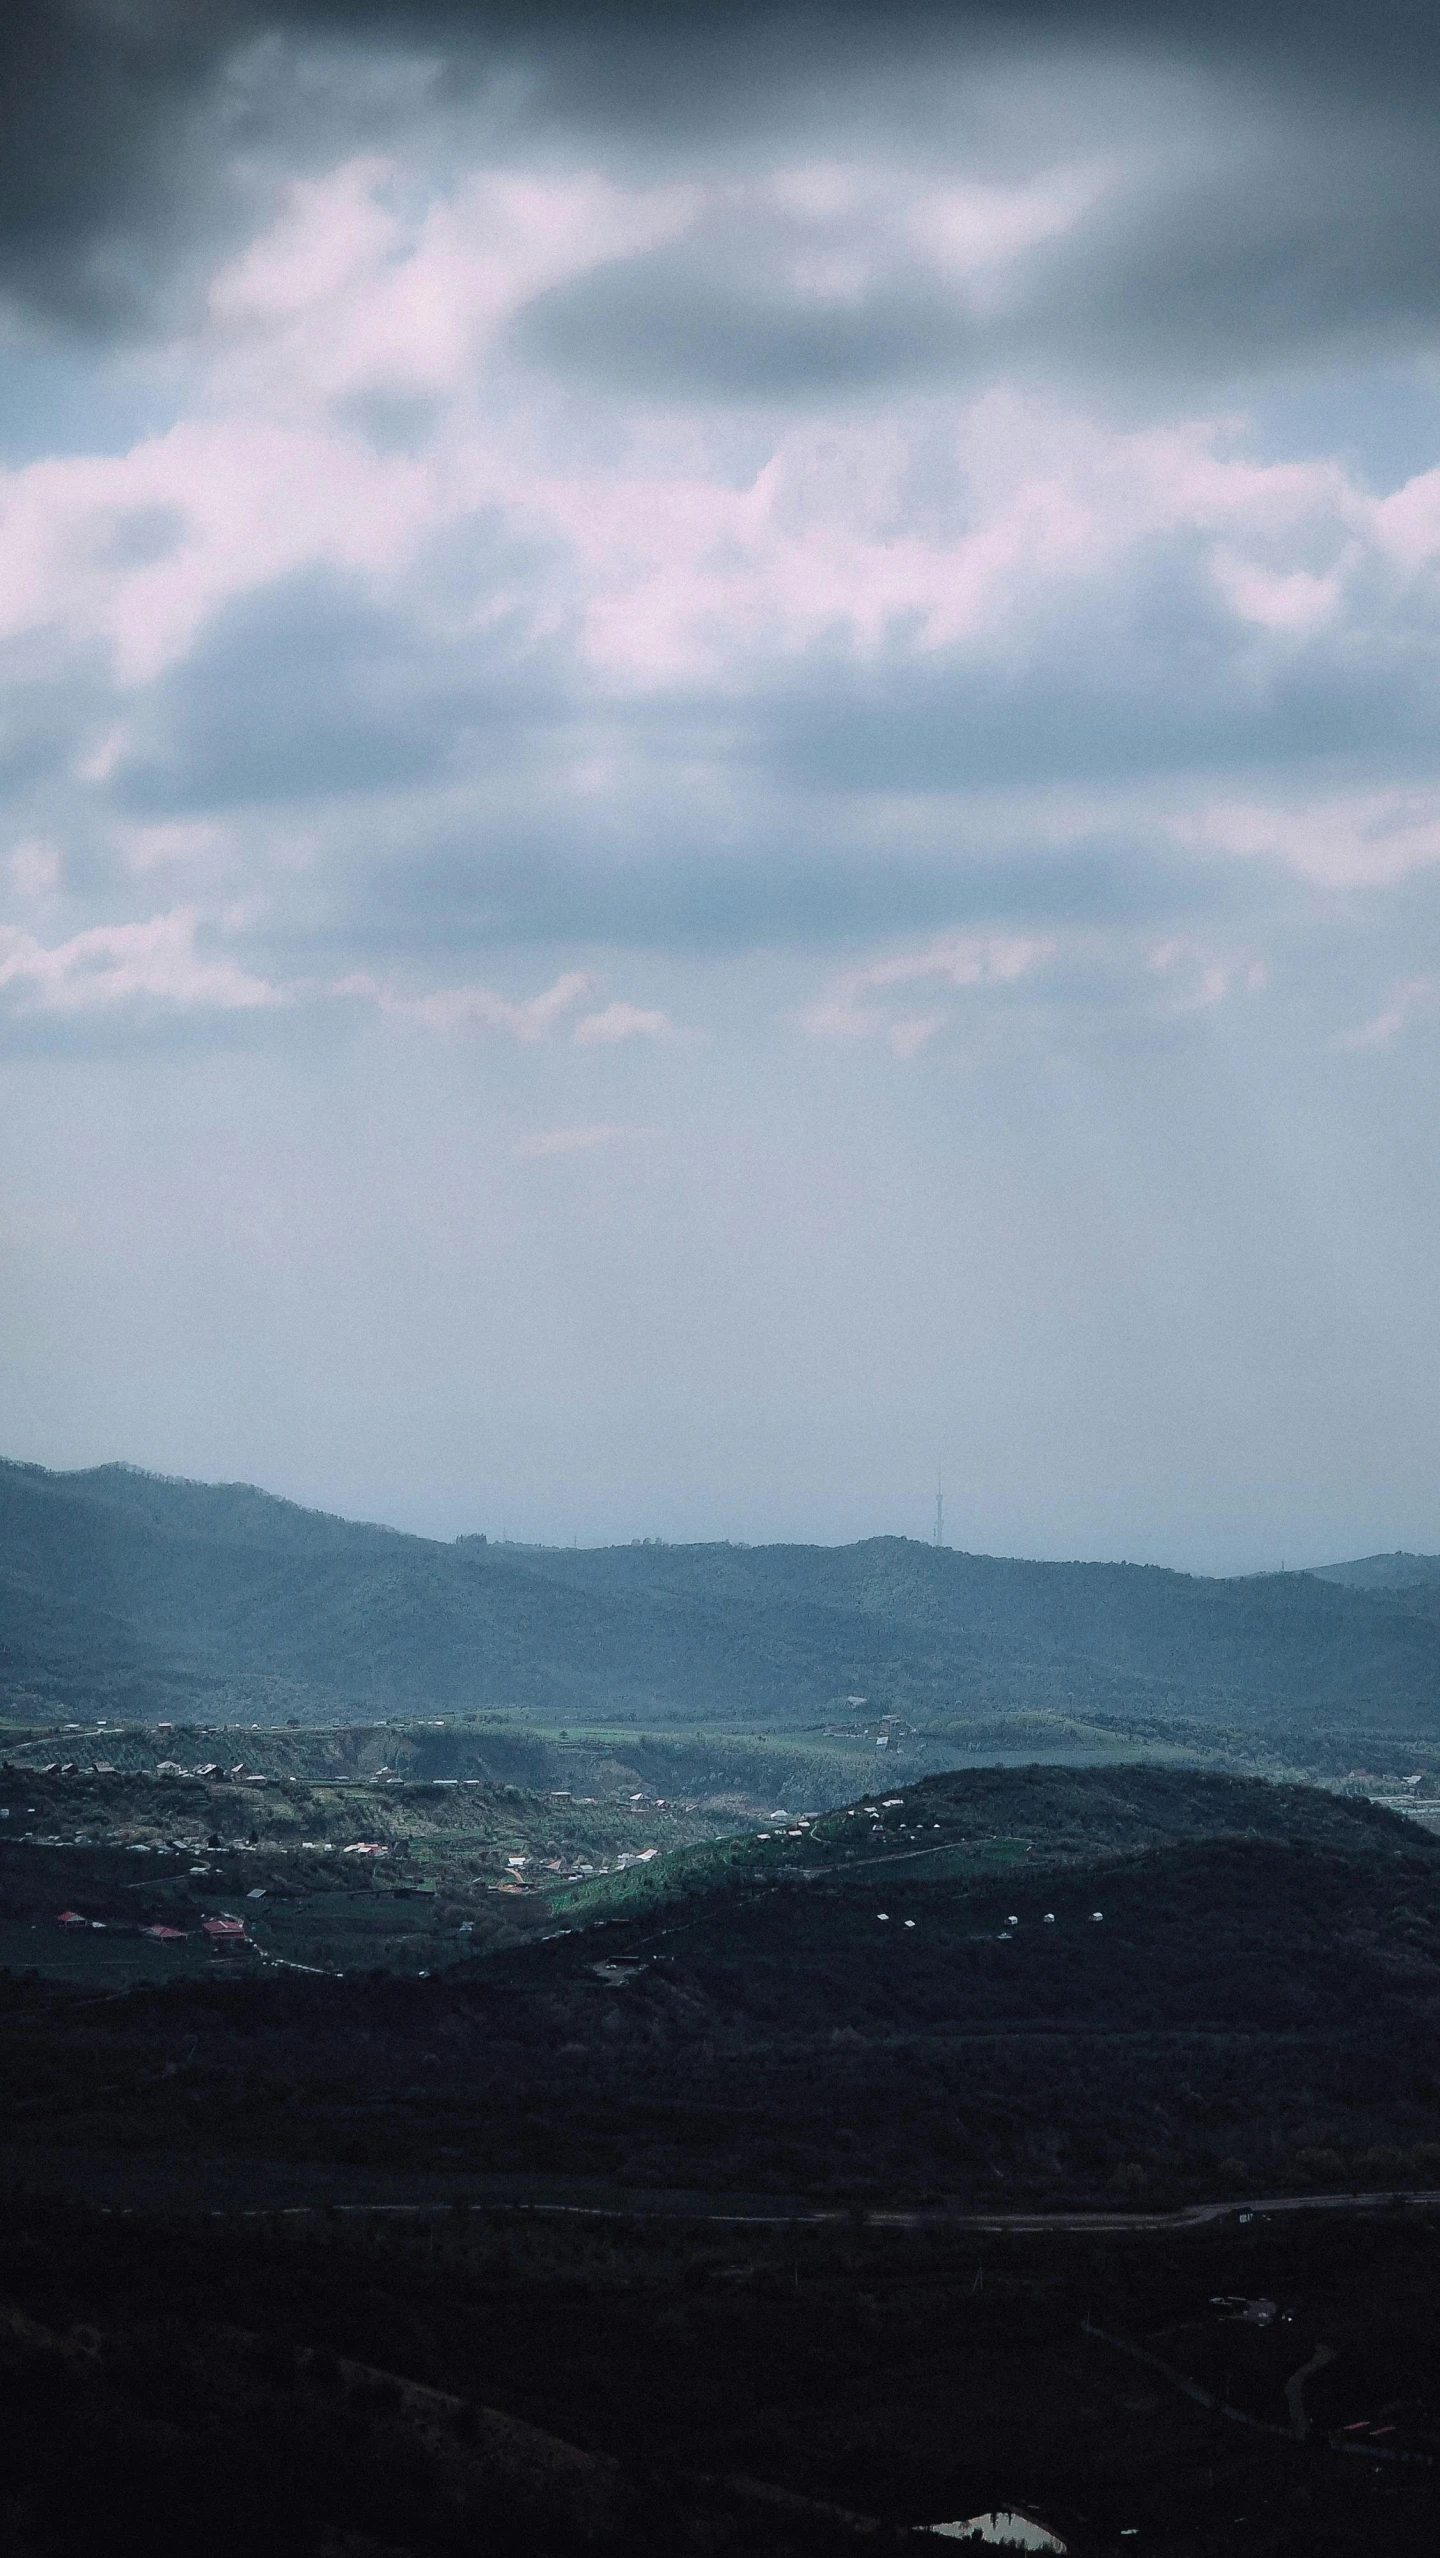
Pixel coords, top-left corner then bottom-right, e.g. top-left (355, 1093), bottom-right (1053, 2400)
top-left (801, 933), bottom-right (1055, 1047)
top-left (1146, 938), bottom-right (1268, 1014)
top-left (7, 841), bottom-right (62, 900)
top-left (209, 158), bottom-right (404, 329)
top-left (1177, 791), bottom-right (1440, 890)
top-left (799, 925), bottom-right (1276, 1051)
top-left (338, 969), bottom-right (595, 1041)
top-left (1333, 977), bottom-right (1437, 1053)
top-left (513, 1123), bottom-right (645, 1157)
top-left (0, 908), bottom-right (280, 1016)
top-left (855, 935), bottom-right (1055, 993)
top-left (573, 1001), bottom-right (675, 1045)
top-left (0, 417), bottom-right (435, 686)
top-left (207, 157), bottom-right (698, 416)
top-left (913, 161), bottom-right (1118, 295)
top-left (886, 1012), bottom-right (947, 1059)
top-left (6, 135), bottom-right (1437, 752)
top-left (6, 124), bottom-right (1440, 1076)
top-left (117, 819), bottom-right (227, 878)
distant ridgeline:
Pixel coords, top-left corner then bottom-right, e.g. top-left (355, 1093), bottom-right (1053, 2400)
top-left (3, 1456), bottom-right (1440, 1742)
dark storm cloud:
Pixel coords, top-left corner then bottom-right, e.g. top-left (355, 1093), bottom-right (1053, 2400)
top-left (513, 97), bottom-right (1440, 404)
top-left (8, 1), bottom-right (1440, 357)
top-left (0, 3), bottom-right (238, 330)
top-left (1029, 116), bottom-right (1440, 383)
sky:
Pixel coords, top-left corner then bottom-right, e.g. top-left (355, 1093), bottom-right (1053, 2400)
top-left (5, 1), bottom-right (1440, 1570)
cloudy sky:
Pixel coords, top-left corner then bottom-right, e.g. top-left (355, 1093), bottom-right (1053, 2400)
top-left (5, 1), bottom-right (1440, 1567)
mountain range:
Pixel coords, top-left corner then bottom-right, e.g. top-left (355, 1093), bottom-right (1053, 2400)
top-left (3, 1455), bottom-right (1440, 1740)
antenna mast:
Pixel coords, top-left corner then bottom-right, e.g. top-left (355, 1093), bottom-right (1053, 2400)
top-left (934, 1466), bottom-right (944, 1548)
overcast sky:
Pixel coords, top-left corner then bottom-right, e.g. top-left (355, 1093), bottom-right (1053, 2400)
top-left (5, 2), bottom-right (1440, 1567)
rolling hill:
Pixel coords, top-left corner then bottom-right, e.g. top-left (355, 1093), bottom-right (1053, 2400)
top-left (5, 1766), bottom-right (1438, 2209)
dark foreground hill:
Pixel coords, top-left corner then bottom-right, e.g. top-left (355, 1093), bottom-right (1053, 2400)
top-left (6, 2195), bottom-right (1438, 2558)
top-left (5, 1766), bottom-right (1440, 2555)
top-left (4, 1767), bottom-right (1437, 2209)
top-left (5, 1456), bottom-right (1440, 1740)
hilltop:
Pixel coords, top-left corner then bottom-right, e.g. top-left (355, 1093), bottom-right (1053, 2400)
top-left (5, 1456), bottom-right (1440, 1746)
top-left (1313, 1548), bottom-right (1440, 1599)
top-left (545, 1759), bottom-right (1433, 1922)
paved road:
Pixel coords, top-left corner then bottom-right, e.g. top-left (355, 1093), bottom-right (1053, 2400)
top-left (463, 2183), bottom-right (1440, 2234)
top-left (211, 2184), bottom-right (1440, 2233)
top-left (5, 2136), bottom-right (1435, 2231)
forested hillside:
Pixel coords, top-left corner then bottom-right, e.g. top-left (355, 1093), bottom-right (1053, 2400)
top-left (1313, 1549), bottom-right (1440, 1593)
top-left (4, 1456), bottom-right (1440, 1738)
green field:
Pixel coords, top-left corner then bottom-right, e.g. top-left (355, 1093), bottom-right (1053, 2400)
top-left (547, 1823), bottom-right (1035, 1922)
